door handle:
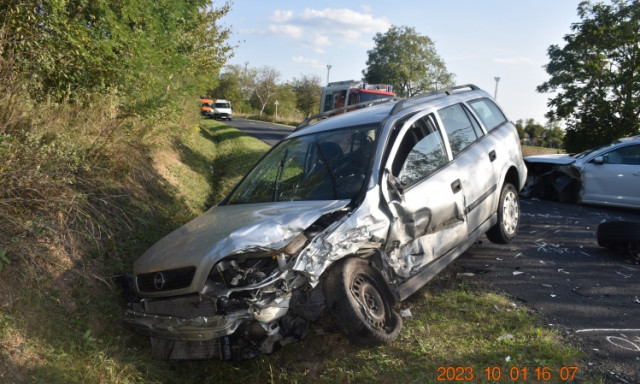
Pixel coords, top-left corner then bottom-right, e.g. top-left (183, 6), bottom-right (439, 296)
top-left (451, 179), bottom-right (462, 193)
top-left (489, 150), bottom-right (497, 162)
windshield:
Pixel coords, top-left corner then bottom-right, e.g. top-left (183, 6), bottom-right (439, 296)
top-left (573, 140), bottom-right (621, 159)
top-left (215, 102), bottom-right (230, 108)
top-left (227, 125), bottom-right (379, 204)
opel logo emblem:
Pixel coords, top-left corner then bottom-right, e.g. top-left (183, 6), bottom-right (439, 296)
top-left (153, 272), bottom-right (166, 290)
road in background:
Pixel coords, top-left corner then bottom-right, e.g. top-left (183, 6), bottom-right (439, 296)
top-left (225, 117), bottom-right (293, 146)
top-left (230, 117), bottom-right (640, 383)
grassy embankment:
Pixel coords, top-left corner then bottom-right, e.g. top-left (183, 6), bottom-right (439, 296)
top-left (0, 117), bottom-right (585, 383)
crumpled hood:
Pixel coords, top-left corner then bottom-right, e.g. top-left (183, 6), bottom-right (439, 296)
top-left (524, 153), bottom-right (575, 165)
top-left (133, 200), bottom-right (349, 290)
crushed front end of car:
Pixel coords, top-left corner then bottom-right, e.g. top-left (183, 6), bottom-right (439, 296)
top-left (123, 86), bottom-right (528, 360)
top-left (122, 200), bottom-right (357, 360)
top-left (123, 123), bottom-right (389, 360)
top-left (522, 155), bottom-right (581, 202)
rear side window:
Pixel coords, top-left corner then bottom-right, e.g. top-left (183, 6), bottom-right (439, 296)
top-left (468, 98), bottom-right (507, 131)
top-left (437, 104), bottom-right (480, 156)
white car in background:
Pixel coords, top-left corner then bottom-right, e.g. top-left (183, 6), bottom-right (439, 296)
top-left (523, 135), bottom-right (640, 209)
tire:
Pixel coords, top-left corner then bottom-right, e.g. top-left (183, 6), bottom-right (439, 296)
top-left (597, 221), bottom-right (640, 246)
top-left (486, 182), bottom-right (520, 244)
top-left (597, 221), bottom-right (640, 247)
top-left (597, 221), bottom-right (640, 263)
top-left (323, 258), bottom-right (402, 346)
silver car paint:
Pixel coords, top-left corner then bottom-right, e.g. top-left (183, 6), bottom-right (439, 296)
top-left (133, 199), bottom-right (350, 297)
top-left (124, 86), bottom-right (527, 359)
top-left (524, 136), bottom-right (640, 209)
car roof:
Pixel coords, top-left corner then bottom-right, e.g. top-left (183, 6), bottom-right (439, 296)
top-left (289, 84), bottom-right (491, 139)
top-left (287, 102), bottom-right (397, 139)
top-left (619, 135), bottom-right (640, 143)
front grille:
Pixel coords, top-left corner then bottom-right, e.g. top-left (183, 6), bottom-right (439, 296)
top-left (136, 266), bottom-right (196, 293)
top-left (143, 294), bottom-right (217, 318)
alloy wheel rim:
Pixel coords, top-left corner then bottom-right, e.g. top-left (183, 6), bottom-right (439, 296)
top-left (502, 190), bottom-right (519, 235)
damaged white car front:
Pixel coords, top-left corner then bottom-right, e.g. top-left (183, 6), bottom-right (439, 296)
top-left (522, 136), bottom-right (640, 209)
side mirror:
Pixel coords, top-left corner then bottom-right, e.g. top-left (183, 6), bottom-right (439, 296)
top-left (592, 156), bottom-right (604, 165)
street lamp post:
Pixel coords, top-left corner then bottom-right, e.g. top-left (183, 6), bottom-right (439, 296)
top-left (493, 76), bottom-right (501, 100)
top-left (326, 65), bottom-right (332, 85)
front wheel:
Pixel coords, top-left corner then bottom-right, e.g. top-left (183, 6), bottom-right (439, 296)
top-left (323, 258), bottom-right (402, 346)
top-left (486, 182), bottom-right (520, 244)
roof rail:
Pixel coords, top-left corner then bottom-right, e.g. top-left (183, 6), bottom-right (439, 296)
top-left (389, 84), bottom-right (480, 116)
top-left (294, 96), bottom-right (399, 132)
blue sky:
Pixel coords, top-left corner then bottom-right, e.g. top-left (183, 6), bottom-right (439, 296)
top-left (222, 1), bottom-right (585, 124)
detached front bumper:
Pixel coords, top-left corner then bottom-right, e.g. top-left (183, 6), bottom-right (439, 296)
top-left (122, 287), bottom-right (299, 360)
top-left (122, 308), bottom-right (249, 341)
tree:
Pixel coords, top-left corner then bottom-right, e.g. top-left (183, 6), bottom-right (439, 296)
top-left (524, 118), bottom-right (546, 146)
top-left (537, 0), bottom-right (640, 153)
top-left (544, 122), bottom-right (565, 149)
top-left (0, 0), bottom-right (233, 108)
top-left (210, 65), bottom-right (244, 110)
top-left (363, 25), bottom-right (454, 97)
top-left (262, 83), bottom-right (296, 118)
top-left (253, 66), bottom-right (280, 116)
top-left (514, 119), bottom-right (526, 141)
top-left (293, 74), bottom-right (322, 117)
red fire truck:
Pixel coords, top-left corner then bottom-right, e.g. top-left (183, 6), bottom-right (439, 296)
top-left (320, 80), bottom-right (396, 114)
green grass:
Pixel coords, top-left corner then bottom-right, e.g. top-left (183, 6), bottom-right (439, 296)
top-left (0, 120), bottom-right (587, 383)
top-left (157, 121), bottom-right (270, 211)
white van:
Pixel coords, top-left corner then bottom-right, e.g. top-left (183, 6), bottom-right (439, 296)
top-left (211, 99), bottom-right (232, 120)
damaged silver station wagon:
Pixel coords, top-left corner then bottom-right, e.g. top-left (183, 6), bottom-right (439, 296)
top-left (123, 84), bottom-right (528, 360)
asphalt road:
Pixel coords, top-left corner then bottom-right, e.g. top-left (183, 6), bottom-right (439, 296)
top-left (225, 117), bottom-right (294, 146)
top-left (231, 118), bottom-right (640, 383)
top-left (456, 199), bottom-right (640, 383)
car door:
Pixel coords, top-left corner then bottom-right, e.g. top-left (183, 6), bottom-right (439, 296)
top-left (434, 103), bottom-right (499, 233)
top-left (381, 111), bottom-right (467, 278)
top-left (581, 144), bottom-right (640, 208)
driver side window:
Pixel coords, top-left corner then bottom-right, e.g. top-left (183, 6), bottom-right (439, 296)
top-left (392, 115), bottom-right (448, 186)
top-left (603, 145), bottom-right (640, 165)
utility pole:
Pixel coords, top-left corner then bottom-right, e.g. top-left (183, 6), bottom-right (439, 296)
top-left (326, 65), bottom-right (332, 85)
top-left (493, 76), bottom-right (501, 100)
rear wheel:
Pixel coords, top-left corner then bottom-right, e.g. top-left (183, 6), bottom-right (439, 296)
top-left (597, 221), bottom-right (640, 262)
top-left (324, 258), bottom-right (402, 346)
top-left (486, 182), bottom-right (520, 244)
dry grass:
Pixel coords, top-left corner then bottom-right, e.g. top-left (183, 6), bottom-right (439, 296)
top-left (521, 145), bottom-right (564, 157)
top-left (0, 57), bottom-right (203, 382)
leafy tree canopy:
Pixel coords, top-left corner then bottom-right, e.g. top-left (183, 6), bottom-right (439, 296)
top-left (292, 74), bottom-right (322, 117)
top-left (1, 0), bottom-right (233, 111)
top-left (363, 25), bottom-right (454, 97)
top-left (537, 0), bottom-right (640, 152)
